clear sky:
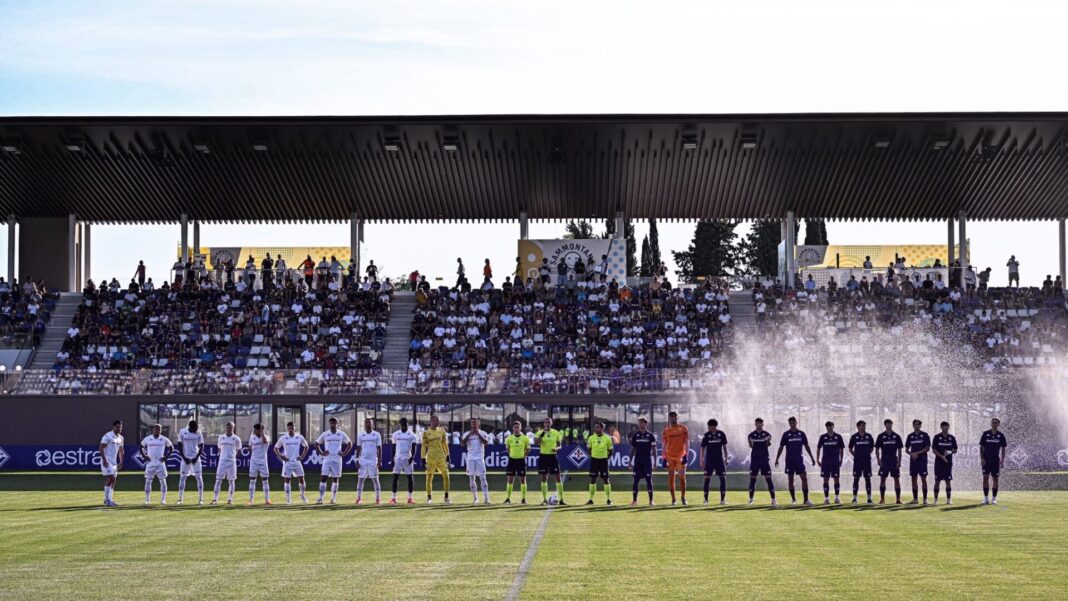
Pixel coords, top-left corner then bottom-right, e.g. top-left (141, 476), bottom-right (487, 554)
top-left (0, 0), bottom-right (1065, 286)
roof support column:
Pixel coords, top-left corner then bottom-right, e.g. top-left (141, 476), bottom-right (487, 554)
top-left (1059, 218), bottom-right (1065, 296)
top-left (785, 210), bottom-right (796, 288)
top-left (192, 220), bottom-right (200, 263)
top-left (613, 211), bottom-right (625, 239)
top-left (82, 222), bottom-right (91, 286)
top-left (519, 211), bottom-right (529, 240)
top-left (6, 213), bottom-right (15, 283)
top-left (350, 212), bottom-right (363, 276)
top-left (958, 210), bottom-right (967, 287)
top-left (179, 213), bottom-right (189, 266)
top-left (946, 217), bottom-right (955, 268)
top-left (67, 214), bottom-right (77, 292)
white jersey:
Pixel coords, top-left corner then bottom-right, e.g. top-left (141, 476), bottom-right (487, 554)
top-left (178, 427), bottom-right (205, 460)
top-left (217, 433), bottom-right (241, 463)
top-left (275, 433), bottom-right (308, 462)
top-left (140, 435), bottom-right (172, 465)
top-left (392, 430), bottom-right (417, 461)
top-left (464, 429), bottom-right (490, 461)
top-left (247, 434), bottom-right (271, 464)
top-left (100, 431), bottom-right (124, 465)
top-left (357, 431), bottom-right (382, 462)
top-left (316, 430), bottom-right (352, 458)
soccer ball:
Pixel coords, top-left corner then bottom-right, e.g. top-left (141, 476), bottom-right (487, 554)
top-left (548, 494), bottom-right (559, 506)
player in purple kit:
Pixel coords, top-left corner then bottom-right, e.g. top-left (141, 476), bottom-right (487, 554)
top-left (875, 419), bottom-right (903, 504)
top-left (629, 418), bottom-right (657, 506)
top-left (746, 418), bottom-right (776, 506)
top-left (979, 418), bottom-right (1007, 505)
top-left (848, 420), bottom-right (875, 504)
top-left (774, 417), bottom-right (816, 506)
top-left (699, 419), bottom-right (729, 505)
top-left (816, 421), bottom-right (845, 505)
top-left (931, 421), bottom-right (958, 505)
top-left (905, 419), bottom-right (931, 504)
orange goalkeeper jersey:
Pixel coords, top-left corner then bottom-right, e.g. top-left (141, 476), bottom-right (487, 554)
top-left (662, 424), bottom-right (690, 459)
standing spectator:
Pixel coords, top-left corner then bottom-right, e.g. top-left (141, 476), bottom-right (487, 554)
top-left (1042, 275), bottom-right (1054, 297)
top-left (366, 260), bottom-right (378, 283)
top-left (1007, 255), bottom-right (1020, 287)
top-left (483, 259), bottom-right (492, 282)
top-left (557, 257), bottom-right (568, 286)
top-left (275, 255), bottom-right (287, 286)
top-left (408, 269), bottom-right (420, 291)
top-left (224, 258), bottom-right (235, 284)
top-left (244, 257), bottom-right (257, 289)
top-left (133, 260), bottom-right (147, 289)
top-left (171, 257), bottom-right (184, 284)
top-left (964, 265), bottom-right (977, 296)
top-left (316, 256), bottom-right (330, 287)
top-left (456, 258), bottom-right (465, 287)
top-left (539, 259), bottom-right (551, 286)
top-left (329, 255), bottom-right (342, 284)
top-left (514, 256), bottom-right (522, 280)
top-left (862, 256), bottom-right (873, 269)
top-left (346, 257), bottom-right (357, 286)
top-left (979, 267), bottom-right (991, 290)
top-left (301, 255), bottom-right (315, 287)
top-left (261, 253), bottom-right (274, 289)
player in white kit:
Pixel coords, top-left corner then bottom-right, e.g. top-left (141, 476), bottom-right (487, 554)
top-left (98, 420), bottom-right (125, 506)
top-left (211, 422), bottom-right (241, 505)
top-left (176, 419), bottom-right (205, 505)
top-left (246, 423), bottom-right (272, 505)
top-left (274, 421), bottom-right (309, 504)
top-left (462, 417), bottom-right (492, 504)
top-left (140, 424), bottom-right (173, 505)
top-left (390, 417), bottom-right (417, 504)
top-left (315, 417), bottom-right (353, 504)
top-left (355, 418), bottom-right (383, 504)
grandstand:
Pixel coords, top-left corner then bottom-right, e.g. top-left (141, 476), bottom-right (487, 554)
top-left (0, 113), bottom-right (1067, 471)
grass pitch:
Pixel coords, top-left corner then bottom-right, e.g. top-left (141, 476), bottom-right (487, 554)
top-left (1, 472), bottom-right (1066, 600)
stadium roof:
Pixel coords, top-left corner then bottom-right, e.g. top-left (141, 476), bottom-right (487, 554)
top-left (1, 113), bottom-right (1067, 223)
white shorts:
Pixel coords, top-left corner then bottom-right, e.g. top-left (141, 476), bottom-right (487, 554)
top-left (248, 462), bottom-right (269, 479)
top-left (180, 460), bottom-right (203, 477)
top-left (321, 458), bottom-right (343, 478)
top-left (101, 464), bottom-right (118, 477)
top-left (144, 464), bottom-right (168, 480)
top-left (392, 457), bottom-right (414, 475)
top-left (282, 460), bottom-right (305, 479)
top-left (358, 460), bottom-right (379, 479)
top-left (216, 461), bottom-right (238, 481)
top-left (466, 457), bottom-right (487, 476)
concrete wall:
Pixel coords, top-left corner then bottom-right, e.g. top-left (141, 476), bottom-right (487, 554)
top-left (18, 217), bottom-right (73, 291)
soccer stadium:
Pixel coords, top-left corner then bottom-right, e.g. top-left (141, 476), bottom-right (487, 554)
top-left (2, 3), bottom-right (1068, 600)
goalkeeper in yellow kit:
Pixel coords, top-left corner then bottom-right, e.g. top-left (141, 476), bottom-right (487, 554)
top-left (422, 415), bottom-right (451, 504)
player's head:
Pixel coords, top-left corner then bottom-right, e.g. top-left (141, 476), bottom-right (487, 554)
top-left (253, 423), bottom-right (263, 435)
top-left (990, 417), bottom-right (1001, 430)
top-left (940, 421), bottom-right (950, 433)
top-left (152, 423), bottom-right (162, 436)
top-left (512, 420), bottom-right (522, 434)
top-left (111, 419), bottom-right (123, 434)
top-left (856, 420), bottom-right (867, 432)
top-left (825, 421), bottom-right (834, 432)
top-left (328, 417), bottom-right (338, 432)
top-left (542, 417), bottom-right (552, 429)
top-left (637, 417), bottom-right (648, 431)
top-left (286, 421), bottom-right (295, 435)
top-left (430, 415), bottom-right (440, 427)
top-left (668, 411), bottom-right (678, 425)
top-left (594, 421), bottom-right (605, 435)
top-left (399, 417), bottom-right (409, 432)
top-left (364, 417), bottom-right (373, 432)
top-left (470, 417), bottom-right (480, 430)
top-left (912, 419), bottom-right (922, 431)
top-left (225, 421), bottom-right (235, 435)
top-left (883, 419), bottom-right (894, 431)
top-left (707, 418), bottom-right (718, 431)
top-left (187, 420), bottom-right (198, 433)
top-left (788, 416), bottom-right (797, 429)
top-left (754, 417), bottom-right (764, 430)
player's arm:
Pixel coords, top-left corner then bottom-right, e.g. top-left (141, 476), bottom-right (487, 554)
top-left (341, 439), bottom-right (353, 458)
top-left (117, 443), bottom-right (125, 469)
top-left (99, 442), bottom-right (109, 467)
top-left (896, 440), bottom-right (902, 465)
top-left (875, 441), bottom-right (881, 464)
top-left (816, 440), bottom-right (824, 465)
top-left (837, 438), bottom-right (844, 465)
top-left (805, 440), bottom-right (816, 465)
top-left (480, 430), bottom-right (491, 446)
top-left (774, 440), bottom-right (784, 465)
top-left (298, 438), bottom-right (310, 462)
top-left (697, 440), bottom-right (704, 469)
top-left (848, 437), bottom-right (856, 458)
top-left (534, 429), bottom-right (543, 445)
top-left (376, 439), bottom-right (382, 468)
top-left (999, 437), bottom-right (1006, 467)
top-left (651, 436), bottom-right (659, 466)
top-left (195, 440), bottom-right (204, 462)
top-left (274, 440), bottom-right (287, 462)
top-left (722, 439), bottom-right (729, 466)
top-left (421, 432), bottom-right (428, 460)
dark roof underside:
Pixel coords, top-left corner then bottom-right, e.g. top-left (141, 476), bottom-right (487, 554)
top-left (1, 113), bottom-right (1067, 223)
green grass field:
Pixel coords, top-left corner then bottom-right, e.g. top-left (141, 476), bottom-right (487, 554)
top-left (1, 472), bottom-right (1066, 600)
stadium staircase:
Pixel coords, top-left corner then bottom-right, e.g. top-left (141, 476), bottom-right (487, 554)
top-left (28, 292), bottom-right (82, 370)
top-left (727, 290), bottom-right (756, 329)
top-left (381, 291), bottom-right (418, 370)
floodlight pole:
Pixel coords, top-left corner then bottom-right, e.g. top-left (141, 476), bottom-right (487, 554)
top-left (519, 211), bottom-right (529, 240)
top-left (350, 212), bottom-right (363, 275)
top-left (785, 210), bottom-right (796, 288)
top-left (67, 214), bottom-right (77, 292)
top-left (613, 210), bottom-right (624, 239)
top-left (82, 222), bottom-right (90, 285)
top-left (6, 215), bottom-right (15, 284)
top-left (192, 220), bottom-right (200, 261)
